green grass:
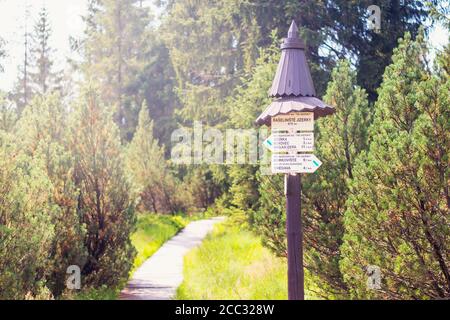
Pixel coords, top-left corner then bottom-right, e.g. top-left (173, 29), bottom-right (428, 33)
top-left (177, 221), bottom-right (288, 300)
top-left (131, 214), bottom-right (189, 270)
top-left (72, 286), bottom-right (119, 300)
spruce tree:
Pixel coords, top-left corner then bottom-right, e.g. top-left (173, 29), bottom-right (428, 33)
top-left (29, 6), bottom-right (59, 95)
top-left (227, 40), bottom-right (279, 213)
top-left (12, 6), bottom-right (61, 111)
top-left (78, 0), bottom-right (152, 139)
top-left (161, 0), bottom-right (244, 126)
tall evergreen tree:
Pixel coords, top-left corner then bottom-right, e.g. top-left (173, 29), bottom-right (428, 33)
top-left (28, 6), bottom-right (60, 95)
top-left (78, 0), bottom-right (152, 139)
top-left (226, 39), bottom-right (279, 214)
top-left (127, 37), bottom-right (180, 148)
top-left (161, 0), bottom-right (243, 126)
top-left (340, 34), bottom-right (449, 299)
top-left (12, 6), bottom-right (61, 111)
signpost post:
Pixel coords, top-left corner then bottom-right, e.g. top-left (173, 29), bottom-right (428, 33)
top-left (255, 20), bottom-right (335, 300)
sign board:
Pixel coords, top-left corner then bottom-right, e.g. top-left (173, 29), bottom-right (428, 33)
top-left (271, 154), bottom-right (322, 174)
top-left (271, 112), bottom-right (314, 132)
top-left (273, 132), bottom-right (314, 152)
top-left (264, 132), bottom-right (314, 152)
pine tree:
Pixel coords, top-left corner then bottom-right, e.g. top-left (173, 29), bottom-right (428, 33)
top-left (0, 131), bottom-right (55, 299)
top-left (68, 87), bottom-right (136, 287)
top-left (17, 93), bottom-right (86, 297)
top-left (130, 37), bottom-right (180, 148)
top-left (126, 103), bottom-right (184, 213)
top-left (222, 39), bottom-right (287, 256)
top-left (301, 60), bottom-right (370, 298)
top-left (340, 33), bottom-right (449, 299)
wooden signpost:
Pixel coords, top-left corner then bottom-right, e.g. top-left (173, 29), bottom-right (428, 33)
top-left (266, 112), bottom-right (322, 300)
top-left (255, 21), bottom-right (335, 300)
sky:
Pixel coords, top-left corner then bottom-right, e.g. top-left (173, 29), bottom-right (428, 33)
top-left (0, 0), bottom-right (448, 92)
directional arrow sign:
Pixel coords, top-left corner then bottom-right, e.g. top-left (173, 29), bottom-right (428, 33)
top-left (263, 136), bottom-right (274, 152)
top-left (271, 154), bottom-right (322, 174)
top-left (272, 132), bottom-right (314, 152)
top-left (264, 132), bottom-right (314, 152)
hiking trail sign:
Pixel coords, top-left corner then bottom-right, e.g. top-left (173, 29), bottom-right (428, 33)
top-left (264, 132), bottom-right (314, 153)
top-left (255, 20), bottom-right (335, 301)
top-left (264, 111), bottom-right (320, 174)
top-left (272, 153), bottom-right (322, 174)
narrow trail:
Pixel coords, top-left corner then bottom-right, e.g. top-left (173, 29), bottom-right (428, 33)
top-left (119, 216), bottom-right (225, 300)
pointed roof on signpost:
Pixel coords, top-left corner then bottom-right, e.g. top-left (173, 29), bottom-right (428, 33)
top-left (256, 21), bottom-right (335, 126)
top-left (269, 20), bottom-right (315, 97)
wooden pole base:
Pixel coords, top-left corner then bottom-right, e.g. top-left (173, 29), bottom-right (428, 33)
top-left (285, 173), bottom-right (304, 300)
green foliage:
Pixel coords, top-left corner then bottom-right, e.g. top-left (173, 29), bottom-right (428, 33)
top-left (341, 33), bottom-right (450, 299)
top-left (134, 38), bottom-right (180, 147)
top-left (254, 173), bottom-right (286, 257)
top-left (162, 0), bottom-right (245, 125)
top-left (182, 165), bottom-right (228, 211)
top-left (177, 221), bottom-right (288, 300)
top-left (71, 286), bottom-right (119, 300)
top-left (68, 87), bottom-right (136, 288)
top-left (226, 39), bottom-right (279, 217)
top-left (0, 132), bottom-right (55, 299)
top-left (17, 93), bottom-right (86, 297)
top-left (126, 103), bottom-right (188, 213)
top-left (301, 60), bottom-right (370, 298)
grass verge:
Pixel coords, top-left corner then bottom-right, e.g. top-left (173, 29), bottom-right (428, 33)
top-left (73, 213), bottom-right (189, 300)
top-left (177, 221), bottom-right (287, 300)
top-left (131, 214), bottom-right (189, 270)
